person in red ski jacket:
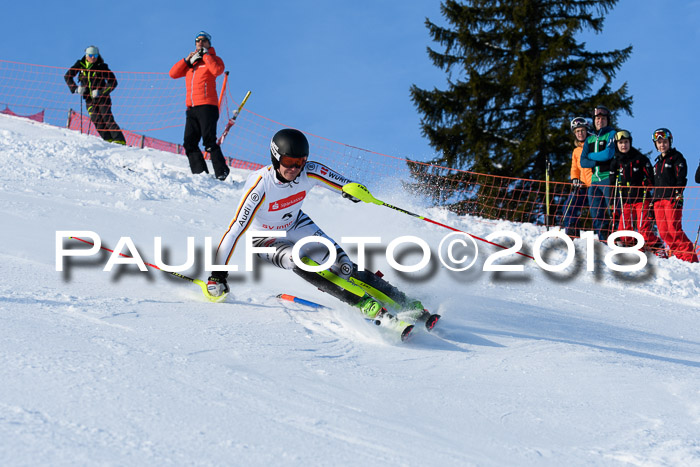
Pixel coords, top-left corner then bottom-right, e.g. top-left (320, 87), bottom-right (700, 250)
top-left (169, 31), bottom-right (229, 180)
top-left (608, 130), bottom-right (660, 249)
top-left (651, 128), bottom-right (698, 262)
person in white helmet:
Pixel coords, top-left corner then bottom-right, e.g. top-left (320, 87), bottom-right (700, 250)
top-left (64, 45), bottom-right (126, 144)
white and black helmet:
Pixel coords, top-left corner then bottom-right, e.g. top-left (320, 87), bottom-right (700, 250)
top-left (270, 128), bottom-right (309, 169)
top-left (570, 116), bottom-right (590, 132)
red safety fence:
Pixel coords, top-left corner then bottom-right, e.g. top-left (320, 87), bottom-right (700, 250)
top-left (1, 59), bottom-right (698, 262)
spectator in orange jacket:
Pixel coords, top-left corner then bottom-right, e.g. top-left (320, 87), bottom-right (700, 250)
top-left (561, 117), bottom-right (592, 236)
top-left (169, 31), bottom-right (229, 180)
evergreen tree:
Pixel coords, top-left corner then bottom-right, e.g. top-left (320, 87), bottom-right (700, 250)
top-left (410, 0), bottom-right (632, 182)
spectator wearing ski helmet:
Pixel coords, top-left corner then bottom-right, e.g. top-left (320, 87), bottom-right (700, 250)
top-left (651, 128), bottom-right (698, 262)
top-left (561, 116), bottom-right (592, 236)
top-left (169, 30), bottom-right (229, 180)
top-left (63, 45), bottom-right (126, 144)
top-left (579, 105), bottom-right (617, 240)
top-left (608, 130), bottom-right (660, 249)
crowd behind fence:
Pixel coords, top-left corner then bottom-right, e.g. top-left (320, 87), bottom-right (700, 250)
top-left (1, 59), bottom-right (698, 261)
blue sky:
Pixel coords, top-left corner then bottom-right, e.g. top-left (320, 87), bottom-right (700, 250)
top-left (3, 0), bottom-right (700, 175)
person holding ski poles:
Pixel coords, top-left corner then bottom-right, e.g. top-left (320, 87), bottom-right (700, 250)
top-left (64, 46), bottom-right (126, 145)
top-left (169, 31), bottom-right (229, 181)
top-left (205, 128), bottom-right (434, 335)
top-left (608, 130), bottom-right (660, 249)
top-left (561, 116), bottom-right (592, 237)
top-left (651, 128), bottom-right (698, 263)
top-left (579, 105), bottom-right (617, 241)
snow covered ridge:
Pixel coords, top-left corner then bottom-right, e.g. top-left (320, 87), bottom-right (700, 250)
top-left (1, 112), bottom-right (698, 302)
top-left (2, 113), bottom-right (700, 465)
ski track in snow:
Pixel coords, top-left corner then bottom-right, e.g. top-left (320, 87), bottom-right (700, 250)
top-left (1, 114), bottom-right (699, 466)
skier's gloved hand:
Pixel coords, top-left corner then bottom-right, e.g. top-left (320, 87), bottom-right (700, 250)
top-left (572, 178), bottom-right (581, 187)
top-left (206, 274), bottom-right (229, 298)
top-left (342, 192), bottom-right (361, 203)
top-left (75, 85), bottom-right (84, 95)
top-left (91, 89), bottom-right (100, 98)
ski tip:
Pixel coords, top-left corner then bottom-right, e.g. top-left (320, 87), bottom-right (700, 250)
top-left (400, 324), bottom-right (415, 342)
top-left (425, 314), bottom-right (441, 331)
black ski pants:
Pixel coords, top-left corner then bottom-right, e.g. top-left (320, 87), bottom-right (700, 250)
top-left (85, 96), bottom-right (126, 144)
top-left (183, 104), bottom-right (229, 178)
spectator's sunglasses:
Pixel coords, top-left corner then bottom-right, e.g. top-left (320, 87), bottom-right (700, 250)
top-left (279, 155), bottom-right (308, 169)
top-left (652, 129), bottom-right (671, 142)
top-left (87, 54), bottom-right (98, 58)
top-left (195, 37), bottom-right (209, 43)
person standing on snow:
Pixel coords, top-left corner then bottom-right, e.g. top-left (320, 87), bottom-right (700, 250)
top-left (561, 116), bottom-right (592, 236)
top-left (651, 128), bottom-right (698, 263)
top-left (608, 130), bottom-right (660, 249)
top-left (206, 128), bottom-right (428, 321)
top-left (64, 46), bottom-right (126, 145)
top-left (169, 31), bottom-right (229, 181)
top-left (579, 105), bottom-right (617, 241)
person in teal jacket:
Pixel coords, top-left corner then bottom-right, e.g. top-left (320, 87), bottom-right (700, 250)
top-left (580, 105), bottom-right (617, 240)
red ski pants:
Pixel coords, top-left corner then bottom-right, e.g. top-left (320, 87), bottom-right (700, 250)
top-left (653, 199), bottom-right (699, 263)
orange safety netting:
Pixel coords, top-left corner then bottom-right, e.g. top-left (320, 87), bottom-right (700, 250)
top-left (1, 59), bottom-right (698, 262)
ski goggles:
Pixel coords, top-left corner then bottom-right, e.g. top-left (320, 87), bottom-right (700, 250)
top-left (279, 155), bottom-right (307, 169)
top-left (615, 130), bottom-right (631, 141)
top-left (652, 129), bottom-right (672, 142)
top-left (87, 54), bottom-right (99, 58)
top-left (570, 117), bottom-right (587, 130)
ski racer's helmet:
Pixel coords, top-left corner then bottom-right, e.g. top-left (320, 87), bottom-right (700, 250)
top-left (614, 129), bottom-right (632, 145)
top-left (270, 128), bottom-right (310, 170)
top-left (570, 116), bottom-right (590, 132)
top-left (652, 128), bottom-right (673, 147)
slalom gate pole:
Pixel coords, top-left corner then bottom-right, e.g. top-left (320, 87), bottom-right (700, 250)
top-left (277, 294), bottom-right (329, 309)
top-left (561, 185), bottom-right (578, 229)
top-left (693, 224), bottom-right (700, 255)
top-left (218, 71), bottom-right (229, 111)
top-left (342, 183), bottom-right (535, 260)
top-left (217, 90), bottom-right (252, 146)
top-left (69, 236), bottom-right (213, 297)
top-left (545, 156), bottom-right (551, 229)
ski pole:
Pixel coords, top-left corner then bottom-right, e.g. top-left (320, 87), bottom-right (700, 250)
top-left (277, 294), bottom-right (329, 309)
top-left (561, 184), bottom-right (578, 231)
top-left (342, 183), bottom-right (535, 260)
top-left (69, 236), bottom-right (218, 300)
top-left (217, 90), bottom-right (252, 146)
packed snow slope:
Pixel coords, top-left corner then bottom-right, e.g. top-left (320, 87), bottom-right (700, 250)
top-left (1, 114), bottom-right (699, 466)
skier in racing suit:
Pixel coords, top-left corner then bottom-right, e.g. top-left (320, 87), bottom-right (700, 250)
top-left (206, 128), bottom-right (425, 319)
